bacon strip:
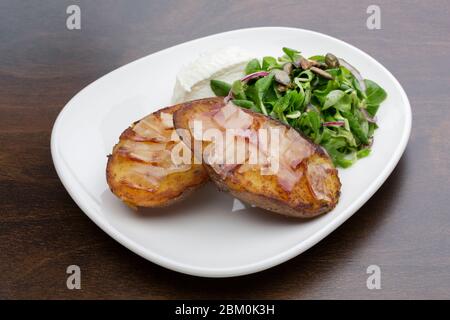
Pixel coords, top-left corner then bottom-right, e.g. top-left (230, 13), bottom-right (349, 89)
top-left (133, 115), bottom-right (172, 142)
top-left (118, 140), bottom-right (168, 163)
top-left (306, 162), bottom-right (333, 201)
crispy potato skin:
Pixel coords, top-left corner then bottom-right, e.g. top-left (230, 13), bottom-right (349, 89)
top-left (106, 103), bottom-right (210, 208)
top-left (173, 99), bottom-right (341, 218)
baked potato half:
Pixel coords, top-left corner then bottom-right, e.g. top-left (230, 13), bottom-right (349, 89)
top-left (106, 102), bottom-right (212, 208)
top-left (173, 99), bottom-right (341, 218)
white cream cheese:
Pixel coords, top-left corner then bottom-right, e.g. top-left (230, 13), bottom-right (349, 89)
top-left (172, 46), bottom-right (253, 104)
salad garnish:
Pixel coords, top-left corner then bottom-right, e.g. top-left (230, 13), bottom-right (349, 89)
top-left (210, 47), bottom-right (387, 168)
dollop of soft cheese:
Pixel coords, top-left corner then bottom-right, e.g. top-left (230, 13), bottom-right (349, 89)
top-left (172, 46), bottom-right (254, 104)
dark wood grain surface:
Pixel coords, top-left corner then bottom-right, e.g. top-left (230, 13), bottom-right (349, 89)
top-left (1, 0), bottom-right (449, 299)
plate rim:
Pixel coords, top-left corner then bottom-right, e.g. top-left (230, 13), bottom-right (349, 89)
top-left (51, 26), bottom-right (412, 278)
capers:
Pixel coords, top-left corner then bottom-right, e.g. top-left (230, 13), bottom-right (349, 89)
top-left (325, 53), bottom-right (340, 68)
top-left (301, 58), bottom-right (314, 70)
top-left (293, 53), bottom-right (337, 76)
top-left (283, 62), bottom-right (293, 75)
top-left (293, 56), bottom-right (313, 70)
top-left (272, 69), bottom-right (291, 86)
top-left (276, 84), bottom-right (287, 93)
top-left (310, 60), bottom-right (328, 69)
top-left (310, 67), bottom-right (333, 80)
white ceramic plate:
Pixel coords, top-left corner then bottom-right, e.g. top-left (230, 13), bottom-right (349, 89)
top-left (51, 27), bottom-right (411, 277)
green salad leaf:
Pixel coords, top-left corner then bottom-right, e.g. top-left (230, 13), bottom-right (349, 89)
top-left (248, 73), bottom-right (274, 115)
top-left (365, 79), bottom-right (387, 106)
top-left (210, 48), bottom-right (388, 168)
top-left (210, 80), bottom-right (231, 97)
top-left (232, 99), bottom-right (255, 109)
top-left (231, 80), bottom-right (246, 100)
top-left (281, 47), bottom-right (300, 62)
top-left (245, 58), bottom-right (261, 75)
top-left (262, 56), bottom-right (280, 70)
top-left (365, 79), bottom-right (387, 117)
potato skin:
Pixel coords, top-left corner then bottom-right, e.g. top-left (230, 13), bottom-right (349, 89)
top-left (173, 99), bottom-right (341, 218)
top-left (106, 103), bottom-right (210, 208)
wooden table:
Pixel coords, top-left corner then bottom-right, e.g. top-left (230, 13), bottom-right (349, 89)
top-left (1, 0), bottom-right (449, 299)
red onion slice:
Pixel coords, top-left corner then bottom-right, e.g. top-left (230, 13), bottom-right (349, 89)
top-left (323, 121), bottom-right (345, 127)
top-left (338, 58), bottom-right (366, 92)
top-left (240, 71), bottom-right (270, 83)
top-left (225, 71), bottom-right (270, 103)
top-left (223, 89), bottom-right (233, 103)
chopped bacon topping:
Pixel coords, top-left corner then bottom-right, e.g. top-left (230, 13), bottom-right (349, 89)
top-left (282, 128), bottom-right (313, 169)
top-left (276, 163), bottom-right (303, 192)
top-left (306, 162), bottom-right (334, 201)
top-left (189, 115), bottom-right (221, 140)
top-left (203, 143), bottom-right (239, 176)
top-left (133, 114), bottom-right (172, 142)
top-left (118, 111), bottom-right (192, 189)
top-left (119, 163), bottom-right (167, 190)
top-left (213, 102), bottom-right (253, 130)
top-left (212, 102), bottom-right (237, 125)
top-left (160, 112), bottom-right (174, 129)
top-left (118, 140), bottom-right (168, 163)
